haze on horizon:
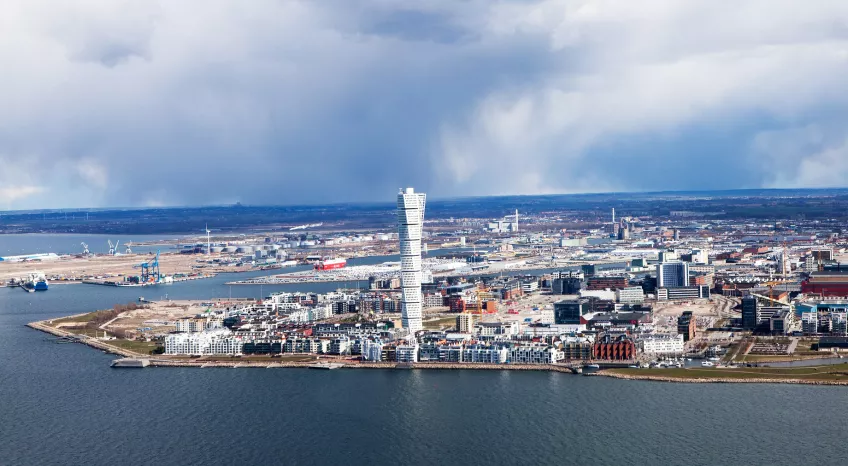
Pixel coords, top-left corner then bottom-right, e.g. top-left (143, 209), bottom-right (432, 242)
top-left (2, 1), bottom-right (848, 211)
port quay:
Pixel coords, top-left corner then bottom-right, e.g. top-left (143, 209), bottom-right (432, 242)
top-left (15, 187), bottom-right (848, 386)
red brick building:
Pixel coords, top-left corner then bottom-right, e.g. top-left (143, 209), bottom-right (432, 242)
top-left (586, 276), bottom-right (628, 291)
top-left (592, 334), bottom-right (636, 360)
top-left (448, 295), bottom-right (466, 313)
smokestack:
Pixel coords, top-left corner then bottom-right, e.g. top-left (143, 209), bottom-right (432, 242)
top-left (515, 209), bottom-right (519, 232)
top-left (612, 208), bottom-right (615, 224)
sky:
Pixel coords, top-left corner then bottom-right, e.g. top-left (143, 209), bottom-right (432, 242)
top-left (2, 0), bottom-right (848, 210)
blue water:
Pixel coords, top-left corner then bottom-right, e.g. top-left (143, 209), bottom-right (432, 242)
top-left (0, 233), bottom-right (186, 256)
top-left (2, 255), bottom-right (847, 464)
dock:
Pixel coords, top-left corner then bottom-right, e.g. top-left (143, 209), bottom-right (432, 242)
top-left (308, 362), bottom-right (345, 370)
top-left (110, 358), bottom-right (150, 368)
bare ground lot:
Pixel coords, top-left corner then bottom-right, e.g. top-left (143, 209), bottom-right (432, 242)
top-left (0, 253), bottom-right (246, 282)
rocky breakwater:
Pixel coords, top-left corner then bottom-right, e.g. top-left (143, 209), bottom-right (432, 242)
top-left (601, 371), bottom-right (848, 386)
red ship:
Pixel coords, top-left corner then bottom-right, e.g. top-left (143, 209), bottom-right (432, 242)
top-left (315, 258), bottom-right (347, 271)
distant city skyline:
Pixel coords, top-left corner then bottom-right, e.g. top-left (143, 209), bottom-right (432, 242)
top-left (3, 1), bottom-right (848, 210)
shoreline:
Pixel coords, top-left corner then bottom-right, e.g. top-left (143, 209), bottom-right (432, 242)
top-left (27, 317), bottom-right (848, 386)
top-left (598, 370), bottom-right (848, 386)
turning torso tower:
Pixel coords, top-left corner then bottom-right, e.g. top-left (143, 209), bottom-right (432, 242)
top-left (397, 187), bottom-right (427, 333)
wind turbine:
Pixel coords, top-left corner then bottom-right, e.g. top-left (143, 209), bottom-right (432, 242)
top-left (205, 224), bottom-right (211, 256)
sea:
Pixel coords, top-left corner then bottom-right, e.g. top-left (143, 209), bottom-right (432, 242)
top-left (1, 237), bottom-right (846, 465)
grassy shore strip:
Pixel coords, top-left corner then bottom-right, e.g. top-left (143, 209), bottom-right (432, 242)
top-left (602, 366), bottom-right (848, 385)
top-left (27, 320), bottom-right (145, 358)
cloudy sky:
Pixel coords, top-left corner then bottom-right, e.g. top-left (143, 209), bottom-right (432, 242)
top-left (2, 0), bottom-right (848, 210)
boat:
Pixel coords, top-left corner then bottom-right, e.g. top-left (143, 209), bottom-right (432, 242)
top-left (701, 361), bottom-right (715, 367)
top-left (314, 258), bottom-right (347, 271)
top-left (23, 271), bottom-right (48, 291)
top-left (708, 357), bottom-right (721, 362)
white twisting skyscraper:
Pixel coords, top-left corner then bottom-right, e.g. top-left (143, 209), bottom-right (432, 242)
top-left (397, 187), bottom-right (426, 333)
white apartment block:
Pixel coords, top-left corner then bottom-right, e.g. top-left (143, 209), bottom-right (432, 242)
top-left (396, 344), bottom-right (420, 363)
top-left (640, 334), bottom-right (684, 355)
top-left (616, 287), bottom-right (645, 304)
top-left (462, 346), bottom-right (508, 364)
top-left (508, 346), bottom-right (563, 364)
top-left (361, 339), bottom-right (384, 362)
top-left (802, 312), bottom-right (819, 334)
top-left (521, 281), bottom-right (539, 293)
top-left (174, 317), bottom-right (207, 333)
top-left (165, 329), bottom-right (243, 355)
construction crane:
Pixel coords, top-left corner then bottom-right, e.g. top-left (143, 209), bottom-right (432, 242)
top-left (763, 279), bottom-right (793, 303)
top-left (81, 242), bottom-right (89, 255)
top-left (133, 250), bottom-right (161, 284)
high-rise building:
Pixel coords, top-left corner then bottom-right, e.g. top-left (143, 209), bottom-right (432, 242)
top-left (677, 311), bottom-right (696, 342)
top-left (397, 187), bottom-right (427, 333)
top-left (741, 295), bottom-right (759, 330)
top-left (456, 313), bottom-right (475, 333)
top-left (657, 261), bottom-right (689, 288)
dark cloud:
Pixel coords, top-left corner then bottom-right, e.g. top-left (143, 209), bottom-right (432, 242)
top-left (1, 1), bottom-right (848, 210)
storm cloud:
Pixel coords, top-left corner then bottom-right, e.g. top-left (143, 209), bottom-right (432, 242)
top-left (2, 0), bottom-right (848, 209)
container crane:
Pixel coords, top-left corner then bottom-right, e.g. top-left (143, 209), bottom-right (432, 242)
top-left (133, 250), bottom-right (161, 284)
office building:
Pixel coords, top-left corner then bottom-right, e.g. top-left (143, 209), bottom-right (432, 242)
top-left (616, 287), bottom-right (645, 304)
top-left (551, 271), bottom-right (583, 294)
top-left (657, 285), bottom-right (710, 301)
top-left (677, 311), bottom-right (696, 342)
top-left (742, 296), bottom-right (758, 330)
top-left (657, 261), bottom-right (689, 288)
top-left (586, 276), bottom-right (628, 291)
top-left (397, 187), bottom-right (427, 333)
top-left (554, 299), bottom-right (590, 325)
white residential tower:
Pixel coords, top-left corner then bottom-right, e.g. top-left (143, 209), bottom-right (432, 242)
top-left (398, 187), bottom-right (427, 333)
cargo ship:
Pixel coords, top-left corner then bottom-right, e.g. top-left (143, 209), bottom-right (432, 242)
top-left (314, 258), bottom-right (346, 271)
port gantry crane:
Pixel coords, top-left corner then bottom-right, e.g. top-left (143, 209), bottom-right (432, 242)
top-left (81, 242), bottom-right (90, 255)
top-left (107, 239), bottom-right (120, 256)
top-left (134, 250), bottom-right (161, 284)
